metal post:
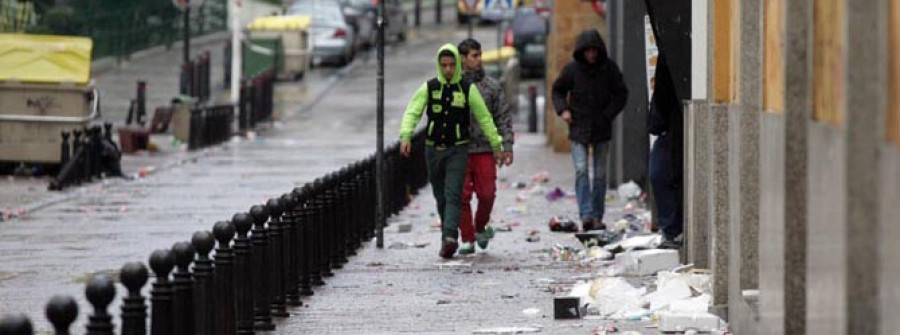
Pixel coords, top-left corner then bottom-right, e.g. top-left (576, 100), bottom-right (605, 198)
top-left (183, 7), bottom-right (191, 65)
top-left (376, 0), bottom-right (386, 249)
top-left (414, 0), bottom-right (421, 27)
top-left (230, 0), bottom-right (242, 133)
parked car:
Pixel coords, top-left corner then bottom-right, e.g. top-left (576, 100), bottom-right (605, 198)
top-left (506, 7), bottom-right (546, 77)
top-left (457, 0), bottom-right (518, 24)
top-left (340, 0), bottom-right (407, 43)
top-left (287, 1), bottom-right (357, 66)
top-left (338, 0), bottom-right (376, 47)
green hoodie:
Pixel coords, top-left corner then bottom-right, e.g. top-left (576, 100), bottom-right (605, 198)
top-left (399, 44), bottom-right (503, 152)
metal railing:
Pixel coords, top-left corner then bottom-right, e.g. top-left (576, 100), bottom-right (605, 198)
top-left (0, 129), bottom-right (430, 335)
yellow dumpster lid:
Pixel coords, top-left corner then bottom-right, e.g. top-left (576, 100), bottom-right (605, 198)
top-left (482, 46), bottom-right (517, 64)
top-left (0, 33), bottom-right (93, 85)
top-left (248, 15), bottom-right (312, 31)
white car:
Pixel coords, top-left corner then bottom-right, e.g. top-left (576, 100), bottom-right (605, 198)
top-left (288, 1), bottom-right (357, 66)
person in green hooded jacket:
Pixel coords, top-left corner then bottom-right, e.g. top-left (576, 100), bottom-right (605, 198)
top-left (400, 43), bottom-right (504, 259)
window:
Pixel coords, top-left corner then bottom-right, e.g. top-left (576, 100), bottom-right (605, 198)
top-left (812, 0), bottom-right (845, 127)
top-left (763, 0), bottom-right (784, 113)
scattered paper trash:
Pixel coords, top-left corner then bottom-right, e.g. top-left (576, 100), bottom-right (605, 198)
top-left (472, 326), bottom-right (541, 334)
top-left (545, 187), bottom-right (566, 202)
top-left (397, 222), bottom-right (412, 233)
top-left (658, 311), bottom-right (726, 333)
top-left (531, 171), bottom-right (550, 183)
top-left (617, 181), bottom-right (642, 200)
top-left (436, 260), bottom-right (473, 269)
top-left (506, 205), bottom-right (528, 215)
top-left (388, 242), bottom-right (410, 250)
top-left (604, 234), bottom-right (662, 252)
top-left (522, 307), bottom-right (541, 316)
top-left (585, 277), bottom-right (646, 318)
top-left (615, 249), bottom-right (680, 276)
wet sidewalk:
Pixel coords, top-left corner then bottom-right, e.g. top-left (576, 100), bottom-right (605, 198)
top-left (274, 131), bottom-right (668, 334)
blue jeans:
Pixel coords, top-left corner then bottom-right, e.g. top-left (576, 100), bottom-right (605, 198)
top-left (650, 134), bottom-right (682, 240)
top-left (570, 141), bottom-right (610, 222)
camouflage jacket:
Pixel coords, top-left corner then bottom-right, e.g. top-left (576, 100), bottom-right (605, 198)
top-left (464, 69), bottom-right (514, 153)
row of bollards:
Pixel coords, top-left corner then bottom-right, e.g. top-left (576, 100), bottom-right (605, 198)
top-left (180, 51), bottom-right (212, 103)
top-left (238, 71), bottom-right (275, 134)
top-left (2, 129), bottom-right (430, 335)
top-left (50, 123), bottom-right (123, 191)
top-left (188, 105), bottom-right (235, 150)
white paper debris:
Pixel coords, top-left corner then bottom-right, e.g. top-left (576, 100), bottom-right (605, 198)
top-left (472, 326), bottom-right (542, 334)
top-left (615, 249), bottom-right (679, 276)
top-left (658, 311), bottom-right (725, 332)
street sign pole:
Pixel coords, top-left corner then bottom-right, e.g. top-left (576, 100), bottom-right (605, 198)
top-left (465, 0), bottom-right (477, 39)
top-left (183, 7), bottom-right (191, 64)
top-left (375, 0), bottom-right (386, 249)
top-left (230, 0), bottom-right (242, 130)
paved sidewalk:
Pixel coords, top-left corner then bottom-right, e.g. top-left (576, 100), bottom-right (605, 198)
top-left (275, 130), bottom-right (661, 334)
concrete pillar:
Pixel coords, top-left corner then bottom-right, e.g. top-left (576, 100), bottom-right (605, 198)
top-left (758, 111), bottom-right (786, 335)
top-left (781, 0), bottom-right (810, 333)
top-left (684, 101), bottom-right (710, 269)
top-left (880, 146), bottom-right (900, 335)
top-left (727, 0), bottom-right (761, 332)
top-left (845, 0), bottom-right (886, 334)
top-left (709, 104), bottom-right (730, 309)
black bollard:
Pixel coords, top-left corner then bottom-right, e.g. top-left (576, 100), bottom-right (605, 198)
top-left (0, 313), bottom-right (33, 335)
top-left (313, 178), bottom-right (333, 280)
top-left (120, 262), bottom-right (149, 335)
top-left (150, 250), bottom-right (175, 335)
top-left (192, 231), bottom-right (216, 335)
top-left (340, 166), bottom-right (357, 258)
top-left (280, 193), bottom-right (301, 306)
top-left (85, 275), bottom-right (116, 335)
top-left (213, 221), bottom-right (236, 335)
top-left (265, 198), bottom-right (288, 317)
top-left (249, 205), bottom-right (275, 331)
top-left (294, 185), bottom-right (314, 296)
top-left (436, 0), bottom-right (442, 24)
top-left (308, 179), bottom-right (326, 286)
top-left (60, 131), bottom-right (71, 168)
top-left (72, 130), bottom-right (83, 184)
top-left (81, 128), bottom-right (93, 182)
top-left (231, 213), bottom-right (255, 335)
top-left (528, 85), bottom-right (538, 133)
top-left (171, 241), bottom-right (196, 335)
top-left (324, 173), bottom-right (343, 271)
top-left (333, 170), bottom-right (349, 266)
top-left (46, 295), bottom-right (78, 335)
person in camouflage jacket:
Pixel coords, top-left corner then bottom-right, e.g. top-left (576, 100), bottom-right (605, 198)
top-left (455, 38), bottom-right (515, 255)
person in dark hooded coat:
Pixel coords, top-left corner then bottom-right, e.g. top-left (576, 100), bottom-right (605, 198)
top-left (551, 28), bottom-right (628, 231)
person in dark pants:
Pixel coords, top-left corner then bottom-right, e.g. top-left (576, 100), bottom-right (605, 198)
top-left (648, 53), bottom-right (684, 249)
top-left (400, 43), bottom-right (504, 259)
top-left (551, 28), bottom-right (628, 231)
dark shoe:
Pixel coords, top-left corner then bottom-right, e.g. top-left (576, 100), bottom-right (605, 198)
top-left (439, 238), bottom-right (459, 259)
top-left (658, 238), bottom-right (682, 250)
top-left (593, 218), bottom-right (607, 231)
top-left (581, 220), bottom-right (595, 232)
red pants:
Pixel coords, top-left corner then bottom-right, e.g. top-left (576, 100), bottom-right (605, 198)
top-left (459, 153), bottom-right (497, 242)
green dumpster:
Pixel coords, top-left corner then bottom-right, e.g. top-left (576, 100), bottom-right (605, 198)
top-left (242, 37), bottom-right (283, 79)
